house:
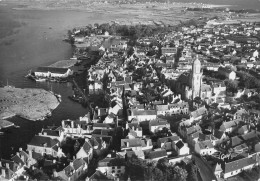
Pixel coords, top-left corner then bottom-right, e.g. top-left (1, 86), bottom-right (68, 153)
top-left (27, 135), bottom-right (63, 158)
top-left (174, 140), bottom-right (190, 156)
top-left (157, 136), bottom-right (180, 148)
top-left (218, 67), bottom-right (236, 80)
top-left (35, 67), bottom-right (73, 78)
top-left (97, 157), bottom-right (125, 179)
top-left (56, 158), bottom-right (88, 181)
top-left (238, 125), bottom-right (249, 135)
top-left (128, 109), bottom-right (157, 122)
top-left (11, 148), bottom-right (32, 167)
top-left (190, 107), bottom-right (208, 121)
top-left (92, 123), bottom-right (115, 131)
top-left (89, 81), bottom-right (103, 94)
top-left (156, 102), bottom-right (189, 116)
top-left (76, 139), bottom-right (94, 163)
top-left (213, 130), bottom-right (227, 145)
top-left (223, 155), bottom-right (259, 179)
top-left (126, 150), bottom-right (145, 160)
top-left (86, 170), bottom-right (112, 181)
top-left (165, 56), bottom-right (175, 65)
top-left (0, 159), bottom-right (21, 180)
top-left (219, 120), bottom-right (240, 133)
top-left (161, 46), bottom-right (177, 56)
top-left (126, 123), bottom-right (143, 138)
top-left (214, 163), bottom-right (223, 179)
top-left (39, 127), bottom-right (65, 143)
top-left (194, 140), bottom-right (216, 155)
top-left (121, 138), bottom-right (153, 151)
top-left (149, 119), bottom-right (170, 133)
top-left (147, 150), bottom-right (167, 161)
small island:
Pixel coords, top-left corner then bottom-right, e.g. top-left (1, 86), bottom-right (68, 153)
top-left (0, 86), bottom-right (60, 121)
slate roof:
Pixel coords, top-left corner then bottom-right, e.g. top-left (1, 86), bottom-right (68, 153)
top-left (28, 135), bottom-right (59, 148)
top-left (126, 150), bottom-right (145, 158)
top-left (231, 136), bottom-right (243, 147)
top-left (36, 67), bottom-right (69, 74)
top-left (198, 140), bottom-right (214, 149)
top-left (98, 157), bottom-right (125, 167)
top-left (176, 140), bottom-right (184, 149)
top-left (88, 170), bottom-right (111, 181)
top-left (42, 129), bottom-right (60, 137)
top-left (121, 138), bottom-right (142, 148)
top-left (186, 125), bottom-right (201, 135)
top-left (131, 109), bottom-right (157, 116)
top-left (82, 141), bottom-right (93, 153)
top-left (241, 131), bottom-right (260, 141)
top-left (224, 157), bottom-right (256, 173)
top-left (156, 105), bottom-right (169, 111)
top-left (190, 107), bottom-right (207, 119)
top-left (148, 150), bottom-right (167, 159)
top-left (158, 136), bottom-right (180, 145)
top-left (213, 130), bottom-right (225, 139)
top-left (149, 119), bottom-right (169, 127)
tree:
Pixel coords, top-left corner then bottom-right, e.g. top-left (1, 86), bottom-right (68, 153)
top-left (225, 80), bottom-right (238, 93)
top-left (157, 158), bottom-right (168, 171)
top-left (173, 166), bottom-right (188, 181)
top-left (187, 163), bottom-right (198, 181)
top-left (152, 167), bottom-right (164, 181)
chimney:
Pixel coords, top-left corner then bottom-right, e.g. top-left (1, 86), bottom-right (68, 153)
top-left (53, 159), bottom-right (56, 164)
top-left (71, 121), bottom-right (75, 128)
top-left (28, 150), bottom-right (32, 158)
top-left (16, 152), bottom-right (20, 157)
top-left (6, 163), bottom-right (9, 169)
top-left (126, 142), bottom-right (129, 147)
top-left (62, 121), bottom-right (65, 128)
top-left (21, 155), bottom-right (25, 162)
top-left (70, 162), bottom-right (74, 167)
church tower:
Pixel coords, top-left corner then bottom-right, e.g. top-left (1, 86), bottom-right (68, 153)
top-left (191, 56), bottom-right (202, 100)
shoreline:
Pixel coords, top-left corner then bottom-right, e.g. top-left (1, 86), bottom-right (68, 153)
top-left (0, 86), bottom-right (60, 121)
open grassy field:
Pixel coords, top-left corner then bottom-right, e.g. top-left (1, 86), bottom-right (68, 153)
top-left (1, 1), bottom-right (230, 26)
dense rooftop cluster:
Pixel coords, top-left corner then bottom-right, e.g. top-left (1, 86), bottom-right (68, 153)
top-left (1, 16), bottom-right (260, 181)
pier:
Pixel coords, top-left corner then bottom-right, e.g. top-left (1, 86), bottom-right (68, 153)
top-left (71, 79), bottom-right (90, 108)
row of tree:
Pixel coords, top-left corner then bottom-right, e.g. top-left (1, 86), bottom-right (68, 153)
top-left (125, 156), bottom-right (198, 181)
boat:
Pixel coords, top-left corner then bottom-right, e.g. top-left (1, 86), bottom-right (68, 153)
top-left (55, 93), bottom-right (62, 102)
top-left (35, 77), bottom-right (46, 82)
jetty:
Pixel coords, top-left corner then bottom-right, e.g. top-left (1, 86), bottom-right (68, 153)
top-left (0, 86), bottom-right (60, 121)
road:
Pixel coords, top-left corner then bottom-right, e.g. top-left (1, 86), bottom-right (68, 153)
top-left (193, 154), bottom-right (217, 181)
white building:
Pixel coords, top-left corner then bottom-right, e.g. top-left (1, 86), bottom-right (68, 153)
top-left (35, 67), bottom-right (73, 78)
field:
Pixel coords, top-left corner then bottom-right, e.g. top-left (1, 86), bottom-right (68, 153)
top-left (1, 1), bottom-right (230, 26)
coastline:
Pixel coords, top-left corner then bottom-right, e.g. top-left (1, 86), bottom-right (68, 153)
top-left (0, 87), bottom-right (60, 121)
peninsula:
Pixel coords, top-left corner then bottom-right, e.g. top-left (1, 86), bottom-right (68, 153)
top-left (0, 86), bottom-right (60, 121)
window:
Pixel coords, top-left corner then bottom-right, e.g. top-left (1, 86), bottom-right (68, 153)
top-left (231, 172), bottom-right (233, 175)
top-left (112, 166), bottom-right (115, 169)
top-left (118, 170), bottom-right (121, 173)
top-left (117, 166), bottom-right (121, 169)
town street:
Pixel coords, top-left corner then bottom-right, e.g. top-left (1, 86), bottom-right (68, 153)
top-left (194, 154), bottom-right (217, 181)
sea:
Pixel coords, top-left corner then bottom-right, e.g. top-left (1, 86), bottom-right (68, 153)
top-left (0, 0), bottom-right (259, 158)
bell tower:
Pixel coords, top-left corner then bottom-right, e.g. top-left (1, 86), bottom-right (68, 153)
top-left (191, 55), bottom-right (202, 100)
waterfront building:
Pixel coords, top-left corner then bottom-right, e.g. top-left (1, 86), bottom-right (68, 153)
top-left (34, 67), bottom-right (73, 78)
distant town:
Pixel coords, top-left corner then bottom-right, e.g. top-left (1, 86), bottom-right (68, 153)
top-left (1, 8), bottom-right (260, 181)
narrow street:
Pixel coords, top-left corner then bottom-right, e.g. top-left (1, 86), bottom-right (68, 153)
top-left (193, 154), bottom-right (217, 181)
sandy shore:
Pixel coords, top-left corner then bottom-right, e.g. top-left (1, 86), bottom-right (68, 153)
top-left (0, 86), bottom-right (60, 121)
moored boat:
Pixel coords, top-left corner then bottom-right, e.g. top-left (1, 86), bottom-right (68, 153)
top-left (35, 77), bottom-right (47, 82)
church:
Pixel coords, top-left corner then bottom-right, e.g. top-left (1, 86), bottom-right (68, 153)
top-left (176, 56), bottom-right (226, 104)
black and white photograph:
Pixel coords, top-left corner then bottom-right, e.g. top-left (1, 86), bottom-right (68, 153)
top-left (0, 0), bottom-right (260, 180)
